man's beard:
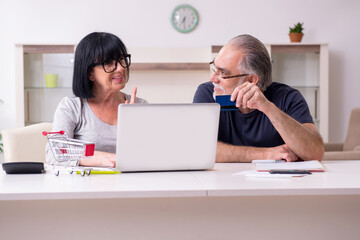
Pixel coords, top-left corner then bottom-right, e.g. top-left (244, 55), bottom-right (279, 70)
top-left (212, 82), bottom-right (226, 100)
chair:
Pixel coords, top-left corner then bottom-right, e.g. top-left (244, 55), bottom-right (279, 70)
top-left (2, 123), bottom-right (52, 163)
top-left (323, 108), bottom-right (360, 160)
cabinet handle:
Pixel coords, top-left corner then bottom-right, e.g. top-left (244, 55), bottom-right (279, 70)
top-left (26, 90), bottom-right (30, 122)
top-left (314, 89), bottom-right (318, 120)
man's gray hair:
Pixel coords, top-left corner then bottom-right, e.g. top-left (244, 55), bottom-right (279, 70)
top-left (228, 34), bottom-right (272, 91)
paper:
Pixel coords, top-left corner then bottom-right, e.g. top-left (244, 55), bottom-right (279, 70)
top-left (255, 160), bottom-right (324, 172)
top-left (252, 160), bottom-right (286, 163)
top-left (233, 170), bottom-right (308, 178)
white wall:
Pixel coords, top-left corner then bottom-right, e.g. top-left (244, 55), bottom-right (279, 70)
top-left (1, 0), bottom-right (360, 142)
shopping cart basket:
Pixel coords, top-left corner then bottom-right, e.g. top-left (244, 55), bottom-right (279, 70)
top-left (43, 131), bottom-right (95, 176)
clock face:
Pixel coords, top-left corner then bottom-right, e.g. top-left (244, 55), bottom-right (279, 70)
top-left (171, 4), bottom-right (199, 33)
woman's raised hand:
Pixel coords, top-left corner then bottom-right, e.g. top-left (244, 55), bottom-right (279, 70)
top-left (125, 87), bottom-right (137, 104)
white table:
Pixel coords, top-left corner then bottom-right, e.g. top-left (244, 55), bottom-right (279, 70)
top-left (1, 161), bottom-right (360, 240)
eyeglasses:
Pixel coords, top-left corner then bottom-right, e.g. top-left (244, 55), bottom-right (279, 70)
top-left (93, 54), bottom-right (131, 73)
top-left (209, 60), bottom-right (248, 79)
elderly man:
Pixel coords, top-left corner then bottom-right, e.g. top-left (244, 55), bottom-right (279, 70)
top-left (193, 34), bottom-right (324, 162)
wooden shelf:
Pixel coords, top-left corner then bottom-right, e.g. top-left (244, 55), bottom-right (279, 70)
top-left (211, 46), bottom-right (223, 53)
top-left (25, 87), bottom-right (72, 89)
top-left (22, 45), bottom-right (209, 71)
top-left (270, 45), bottom-right (320, 53)
top-left (212, 44), bottom-right (321, 54)
top-left (130, 63), bottom-right (209, 71)
top-left (23, 45), bottom-right (75, 54)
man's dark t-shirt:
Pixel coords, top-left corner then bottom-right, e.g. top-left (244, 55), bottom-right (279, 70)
top-left (193, 82), bottom-right (313, 147)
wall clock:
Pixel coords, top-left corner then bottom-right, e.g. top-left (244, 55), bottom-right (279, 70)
top-left (171, 4), bottom-right (199, 33)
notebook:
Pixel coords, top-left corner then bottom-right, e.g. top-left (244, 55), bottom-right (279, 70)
top-left (255, 160), bottom-right (325, 172)
top-left (115, 103), bottom-right (220, 172)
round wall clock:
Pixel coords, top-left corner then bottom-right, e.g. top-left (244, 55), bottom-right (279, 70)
top-left (171, 4), bottom-right (199, 33)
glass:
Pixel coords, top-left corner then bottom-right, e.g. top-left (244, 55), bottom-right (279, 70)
top-left (93, 54), bottom-right (131, 73)
top-left (209, 60), bottom-right (248, 79)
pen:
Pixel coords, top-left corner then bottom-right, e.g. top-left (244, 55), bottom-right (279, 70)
top-left (269, 169), bottom-right (312, 174)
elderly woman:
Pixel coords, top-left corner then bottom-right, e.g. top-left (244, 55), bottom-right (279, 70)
top-left (46, 32), bottom-right (147, 167)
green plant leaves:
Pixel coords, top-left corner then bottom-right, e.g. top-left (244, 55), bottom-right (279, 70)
top-left (289, 22), bottom-right (304, 33)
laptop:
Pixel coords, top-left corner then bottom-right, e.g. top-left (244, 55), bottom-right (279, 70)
top-left (115, 103), bottom-right (220, 172)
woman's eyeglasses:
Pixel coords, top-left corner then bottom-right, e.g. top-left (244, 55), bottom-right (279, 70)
top-left (93, 54), bottom-right (131, 73)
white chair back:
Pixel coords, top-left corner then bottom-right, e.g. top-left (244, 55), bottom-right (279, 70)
top-left (2, 123), bottom-right (52, 163)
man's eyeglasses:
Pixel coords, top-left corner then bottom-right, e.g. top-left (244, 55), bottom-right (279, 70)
top-left (93, 54), bottom-right (131, 73)
top-left (209, 60), bottom-right (248, 79)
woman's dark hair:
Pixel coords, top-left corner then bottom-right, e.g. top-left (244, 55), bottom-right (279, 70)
top-left (72, 32), bottom-right (130, 98)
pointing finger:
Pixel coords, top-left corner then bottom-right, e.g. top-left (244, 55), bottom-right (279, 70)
top-left (130, 87), bottom-right (137, 103)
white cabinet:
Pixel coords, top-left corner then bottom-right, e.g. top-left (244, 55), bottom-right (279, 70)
top-left (15, 45), bottom-right (75, 126)
top-left (266, 44), bottom-right (329, 141)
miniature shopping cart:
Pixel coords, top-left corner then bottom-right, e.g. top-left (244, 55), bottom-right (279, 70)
top-left (43, 131), bottom-right (95, 176)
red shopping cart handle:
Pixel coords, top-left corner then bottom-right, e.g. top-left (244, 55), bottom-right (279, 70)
top-left (42, 130), bottom-right (65, 136)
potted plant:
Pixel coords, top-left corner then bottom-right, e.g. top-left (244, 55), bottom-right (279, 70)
top-left (289, 22), bottom-right (304, 42)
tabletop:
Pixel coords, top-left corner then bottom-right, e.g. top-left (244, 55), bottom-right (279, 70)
top-left (1, 160), bottom-right (360, 200)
